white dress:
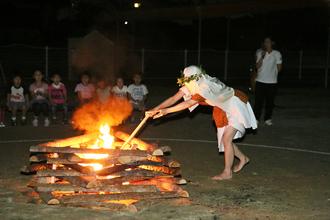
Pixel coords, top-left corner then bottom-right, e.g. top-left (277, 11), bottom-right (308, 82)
top-left (180, 84), bottom-right (257, 152)
top-left (216, 96), bottom-right (257, 151)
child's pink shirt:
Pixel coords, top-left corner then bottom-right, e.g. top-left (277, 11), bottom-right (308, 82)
top-left (48, 82), bottom-right (67, 104)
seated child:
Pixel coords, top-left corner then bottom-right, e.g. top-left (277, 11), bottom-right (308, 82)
top-left (74, 73), bottom-right (95, 105)
top-left (0, 110), bottom-right (4, 127)
top-left (112, 77), bottom-right (128, 99)
top-left (96, 79), bottom-right (111, 103)
top-left (29, 70), bottom-right (50, 127)
top-left (0, 96), bottom-right (5, 127)
top-left (48, 73), bottom-right (68, 123)
top-left (127, 73), bottom-right (148, 121)
top-left (6, 75), bottom-right (29, 125)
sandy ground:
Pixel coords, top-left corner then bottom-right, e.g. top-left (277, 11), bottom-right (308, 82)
top-left (0, 87), bottom-right (329, 220)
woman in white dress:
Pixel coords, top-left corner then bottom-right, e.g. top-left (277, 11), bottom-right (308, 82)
top-left (146, 66), bottom-right (257, 180)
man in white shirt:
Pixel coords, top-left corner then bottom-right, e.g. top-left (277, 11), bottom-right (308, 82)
top-left (254, 37), bottom-right (282, 126)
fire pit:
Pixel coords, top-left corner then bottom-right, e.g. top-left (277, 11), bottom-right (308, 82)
top-left (23, 124), bottom-right (188, 212)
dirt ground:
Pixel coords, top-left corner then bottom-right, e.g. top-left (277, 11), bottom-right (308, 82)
top-left (0, 87), bottom-right (329, 220)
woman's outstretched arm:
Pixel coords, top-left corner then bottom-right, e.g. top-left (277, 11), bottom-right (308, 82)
top-left (151, 90), bottom-right (185, 111)
top-left (153, 99), bottom-right (198, 119)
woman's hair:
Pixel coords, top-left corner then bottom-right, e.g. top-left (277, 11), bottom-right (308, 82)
top-left (133, 73), bottom-right (142, 78)
top-left (33, 70), bottom-right (43, 75)
top-left (12, 74), bottom-right (22, 79)
top-left (80, 72), bottom-right (90, 79)
top-left (264, 36), bottom-right (276, 46)
top-left (52, 73), bottom-right (61, 78)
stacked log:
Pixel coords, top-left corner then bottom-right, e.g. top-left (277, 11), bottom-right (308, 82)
top-left (24, 131), bottom-right (188, 211)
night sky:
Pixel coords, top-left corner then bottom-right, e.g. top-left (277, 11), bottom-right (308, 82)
top-left (0, 0), bottom-right (328, 50)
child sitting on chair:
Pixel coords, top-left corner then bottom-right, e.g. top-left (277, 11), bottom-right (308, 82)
top-left (48, 73), bottom-right (68, 124)
top-left (112, 77), bottom-right (128, 99)
top-left (74, 73), bottom-right (95, 105)
top-left (29, 70), bottom-right (50, 127)
top-left (0, 93), bottom-right (5, 127)
top-left (96, 79), bottom-right (111, 103)
top-left (127, 73), bottom-right (148, 122)
top-left (6, 75), bottom-right (29, 125)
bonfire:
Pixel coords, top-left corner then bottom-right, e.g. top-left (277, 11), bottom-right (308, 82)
top-left (22, 98), bottom-right (188, 212)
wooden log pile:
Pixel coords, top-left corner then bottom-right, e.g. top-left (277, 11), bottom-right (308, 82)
top-left (24, 131), bottom-right (188, 212)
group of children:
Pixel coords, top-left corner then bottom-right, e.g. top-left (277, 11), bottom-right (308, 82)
top-left (0, 70), bottom-right (68, 127)
top-left (0, 71), bottom-right (148, 127)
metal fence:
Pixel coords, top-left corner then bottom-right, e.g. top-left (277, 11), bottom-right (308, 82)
top-left (0, 44), bottom-right (328, 88)
top-left (0, 44), bottom-right (67, 83)
top-left (139, 49), bottom-right (329, 88)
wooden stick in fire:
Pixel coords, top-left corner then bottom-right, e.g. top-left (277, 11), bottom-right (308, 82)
top-left (122, 115), bottom-right (150, 149)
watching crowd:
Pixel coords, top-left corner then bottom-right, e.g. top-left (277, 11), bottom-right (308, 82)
top-left (0, 71), bottom-right (148, 127)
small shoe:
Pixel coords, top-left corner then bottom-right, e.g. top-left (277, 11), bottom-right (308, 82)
top-left (265, 119), bottom-right (273, 126)
top-left (0, 122), bottom-right (5, 128)
top-left (11, 119), bottom-right (17, 126)
top-left (52, 116), bottom-right (57, 120)
top-left (32, 118), bottom-right (38, 127)
top-left (44, 118), bottom-right (50, 127)
top-left (21, 118), bottom-right (27, 125)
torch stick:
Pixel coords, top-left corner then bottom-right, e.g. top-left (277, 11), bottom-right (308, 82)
top-left (122, 115), bottom-right (150, 149)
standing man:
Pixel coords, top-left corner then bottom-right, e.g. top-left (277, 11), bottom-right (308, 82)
top-left (254, 37), bottom-right (282, 126)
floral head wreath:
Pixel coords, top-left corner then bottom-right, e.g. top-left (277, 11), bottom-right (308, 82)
top-left (177, 66), bottom-right (206, 87)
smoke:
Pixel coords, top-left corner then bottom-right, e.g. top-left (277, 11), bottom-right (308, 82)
top-left (70, 30), bottom-right (141, 82)
top-left (71, 30), bottom-right (115, 82)
top-left (72, 97), bottom-right (133, 133)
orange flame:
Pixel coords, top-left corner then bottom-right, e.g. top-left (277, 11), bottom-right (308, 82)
top-left (77, 124), bottom-right (115, 171)
top-left (72, 97), bottom-right (132, 172)
top-left (72, 97), bottom-right (132, 133)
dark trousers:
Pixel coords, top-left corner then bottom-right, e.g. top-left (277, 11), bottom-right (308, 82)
top-left (0, 107), bottom-right (4, 122)
top-left (32, 102), bottom-right (49, 117)
top-left (51, 104), bottom-right (68, 120)
top-left (254, 81), bottom-right (277, 121)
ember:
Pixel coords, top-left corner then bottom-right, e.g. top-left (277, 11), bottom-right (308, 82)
top-left (24, 122), bottom-right (189, 211)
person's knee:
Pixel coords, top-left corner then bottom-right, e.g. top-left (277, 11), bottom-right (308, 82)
top-left (223, 143), bottom-right (231, 150)
top-left (222, 135), bottom-right (232, 147)
top-left (223, 127), bottom-right (236, 145)
top-left (32, 103), bottom-right (38, 109)
top-left (42, 103), bottom-right (49, 110)
top-left (223, 141), bottom-right (233, 152)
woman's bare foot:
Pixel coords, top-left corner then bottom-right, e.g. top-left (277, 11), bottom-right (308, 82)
top-left (211, 171), bottom-right (232, 181)
top-left (233, 156), bottom-right (250, 173)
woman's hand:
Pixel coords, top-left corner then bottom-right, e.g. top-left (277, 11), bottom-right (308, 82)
top-left (145, 109), bottom-right (157, 118)
top-left (145, 109), bottom-right (168, 119)
top-left (153, 109), bottom-right (168, 119)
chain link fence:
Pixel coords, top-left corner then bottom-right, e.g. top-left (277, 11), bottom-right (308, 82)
top-left (0, 44), bottom-right (328, 88)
